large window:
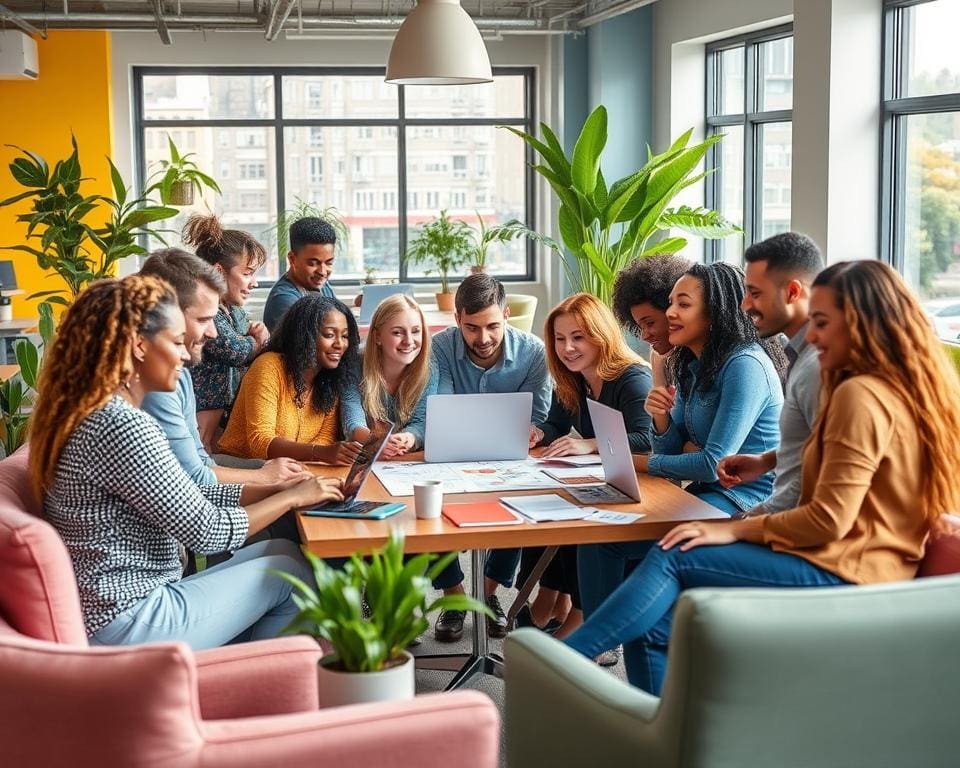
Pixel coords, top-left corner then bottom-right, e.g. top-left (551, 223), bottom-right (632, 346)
top-left (134, 68), bottom-right (535, 284)
top-left (705, 26), bottom-right (793, 263)
top-left (882, 0), bottom-right (960, 340)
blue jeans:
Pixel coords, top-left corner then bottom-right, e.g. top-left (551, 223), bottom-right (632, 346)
top-left (431, 547), bottom-right (521, 591)
top-left (91, 539), bottom-right (314, 651)
top-left (566, 541), bottom-right (846, 694)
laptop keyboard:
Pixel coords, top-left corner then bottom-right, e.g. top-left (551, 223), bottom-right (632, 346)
top-left (321, 500), bottom-right (383, 514)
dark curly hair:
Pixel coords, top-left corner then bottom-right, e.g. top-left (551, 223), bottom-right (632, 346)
top-left (612, 254), bottom-right (692, 336)
top-left (266, 294), bottom-right (360, 412)
top-left (290, 216), bottom-right (337, 252)
top-left (670, 262), bottom-right (788, 395)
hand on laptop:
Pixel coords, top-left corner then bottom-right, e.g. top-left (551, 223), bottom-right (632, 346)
top-left (312, 441), bottom-right (364, 466)
top-left (540, 436), bottom-right (598, 458)
top-left (382, 432), bottom-right (416, 458)
top-left (291, 476), bottom-right (345, 508)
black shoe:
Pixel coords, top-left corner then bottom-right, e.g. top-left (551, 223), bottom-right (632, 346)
top-left (434, 609), bottom-right (466, 642)
top-left (515, 604), bottom-right (562, 635)
top-left (485, 594), bottom-right (509, 638)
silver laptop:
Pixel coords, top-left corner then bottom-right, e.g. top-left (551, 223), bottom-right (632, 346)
top-left (586, 400), bottom-right (642, 502)
top-left (358, 283), bottom-right (415, 324)
top-left (425, 392), bottom-right (533, 463)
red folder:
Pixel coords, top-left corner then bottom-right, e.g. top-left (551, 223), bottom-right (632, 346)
top-left (442, 502), bottom-right (523, 527)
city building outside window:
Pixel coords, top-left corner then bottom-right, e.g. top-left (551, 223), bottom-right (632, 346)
top-left (705, 26), bottom-right (793, 264)
top-left (882, 0), bottom-right (960, 341)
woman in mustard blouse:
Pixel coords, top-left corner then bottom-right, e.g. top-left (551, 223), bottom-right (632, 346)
top-left (219, 294), bottom-right (363, 465)
top-left (564, 260), bottom-right (960, 694)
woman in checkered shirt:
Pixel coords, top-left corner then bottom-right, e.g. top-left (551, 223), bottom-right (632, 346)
top-left (29, 275), bottom-right (344, 649)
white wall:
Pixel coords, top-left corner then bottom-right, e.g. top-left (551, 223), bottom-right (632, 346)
top-left (108, 30), bottom-right (558, 330)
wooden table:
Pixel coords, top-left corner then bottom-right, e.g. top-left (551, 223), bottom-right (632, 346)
top-left (300, 453), bottom-right (725, 689)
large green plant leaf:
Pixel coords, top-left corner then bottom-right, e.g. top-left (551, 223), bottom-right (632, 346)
top-left (659, 206), bottom-right (742, 237)
top-left (501, 126), bottom-right (570, 183)
top-left (641, 236), bottom-right (688, 256)
top-left (13, 340), bottom-right (39, 391)
top-left (571, 105), bottom-right (607, 196)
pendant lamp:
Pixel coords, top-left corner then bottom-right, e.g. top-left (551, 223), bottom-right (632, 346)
top-left (386, 0), bottom-right (493, 85)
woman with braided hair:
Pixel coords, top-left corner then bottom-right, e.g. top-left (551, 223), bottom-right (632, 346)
top-left (30, 275), bottom-right (344, 649)
top-left (567, 260), bottom-right (960, 694)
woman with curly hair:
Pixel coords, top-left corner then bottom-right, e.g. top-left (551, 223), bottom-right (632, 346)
top-left (183, 214), bottom-right (270, 452)
top-left (218, 293), bottom-right (364, 465)
top-left (30, 276), bottom-right (344, 648)
top-left (578, 262), bottom-right (786, 673)
top-left (567, 260), bottom-right (960, 694)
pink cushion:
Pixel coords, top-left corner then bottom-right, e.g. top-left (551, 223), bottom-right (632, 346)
top-left (919, 514), bottom-right (960, 578)
top-left (0, 447), bottom-right (88, 645)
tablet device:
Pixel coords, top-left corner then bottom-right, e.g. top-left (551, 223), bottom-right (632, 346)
top-left (586, 400), bottom-right (642, 502)
top-left (424, 392), bottom-right (533, 462)
top-left (358, 283), bottom-right (415, 324)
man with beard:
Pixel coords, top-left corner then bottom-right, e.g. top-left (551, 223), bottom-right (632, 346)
top-left (717, 232), bottom-right (824, 515)
top-left (429, 273), bottom-right (552, 642)
top-left (140, 249), bottom-right (309, 489)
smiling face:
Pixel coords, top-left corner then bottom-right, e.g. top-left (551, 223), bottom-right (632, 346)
top-left (137, 305), bottom-right (189, 392)
top-left (316, 310), bottom-right (350, 370)
top-left (457, 304), bottom-right (508, 367)
top-left (742, 259), bottom-right (794, 338)
top-left (666, 274), bottom-right (711, 355)
top-left (553, 312), bottom-right (600, 376)
top-left (288, 244), bottom-right (335, 292)
top-left (374, 306), bottom-right (423, 368)
top-left (806, 285), bottom-right (853, 371)
top-left (182, 283), bottom-right (220, 366)
top-left (629, 301), bottom-right (672, 355)
top-left (222, 258), bottom-right (259, 307)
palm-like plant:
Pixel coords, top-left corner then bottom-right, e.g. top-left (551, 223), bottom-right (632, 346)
top-left (266, 197), bottom-right (350, 260)
top-left (504, 106), bottom-right (741, 303)
top-left (466, 211), bottom-right (561, 271)
top-left (276, 530), bottom-right (490, 673)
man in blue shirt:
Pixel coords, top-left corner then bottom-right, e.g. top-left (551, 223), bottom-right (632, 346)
top-left (430, 274), bottom-right (552, 642)
top-left (141, 249), bottom-right (309, 490)
top-left (263, 217), bottom-right (338, 333)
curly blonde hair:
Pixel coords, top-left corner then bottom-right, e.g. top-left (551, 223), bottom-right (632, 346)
top-left (29, 275), bottom-right (179, 498)
top-left (813, 260), bottom-right (960, 528)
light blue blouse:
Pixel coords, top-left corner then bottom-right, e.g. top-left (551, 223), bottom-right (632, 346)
top-left (647, 344), bottom-right (783, 512)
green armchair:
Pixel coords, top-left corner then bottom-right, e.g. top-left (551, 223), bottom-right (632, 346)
top-left (505, 575), bottom-right (960, 768)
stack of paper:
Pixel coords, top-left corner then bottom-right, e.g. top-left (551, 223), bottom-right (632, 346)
top-left (499, 494), bottom-right (592, 523)
top-left (538, 454), bottom-right (603, 467)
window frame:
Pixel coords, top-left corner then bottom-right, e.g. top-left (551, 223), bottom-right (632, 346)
top-left (704, 23), bottom-right (794, 263)
top-left (132, 66), bottom-right (537, 286)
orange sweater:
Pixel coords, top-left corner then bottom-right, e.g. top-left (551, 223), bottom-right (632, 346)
top-left (218, 352), bottom-right (339, 460)
top-left (739, 374), bottom-right (929, 584)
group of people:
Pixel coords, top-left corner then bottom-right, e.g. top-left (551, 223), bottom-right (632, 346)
top-left (25, 214), bottom-right (960, 697)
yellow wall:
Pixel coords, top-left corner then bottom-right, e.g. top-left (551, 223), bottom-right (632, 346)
top-left (0, 31), bottom-right (113, 319)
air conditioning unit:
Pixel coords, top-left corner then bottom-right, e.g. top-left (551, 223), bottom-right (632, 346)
top-left (0, 30), bottom-right (39, 80)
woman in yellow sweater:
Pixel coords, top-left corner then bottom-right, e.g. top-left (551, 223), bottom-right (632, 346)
top-left (565, 260), bottom-right (960, 694)
top-left (219, 294), bottom-right (363, 465)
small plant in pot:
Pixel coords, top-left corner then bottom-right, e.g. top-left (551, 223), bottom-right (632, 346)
top-left (403, 210), bottom-right (472, 311)
top-left (276, 530), bottom-right (490, 708)
top-left (466, 210), bottom-right (561, 275)
top-left (145, 135), bottom-right (221, 207)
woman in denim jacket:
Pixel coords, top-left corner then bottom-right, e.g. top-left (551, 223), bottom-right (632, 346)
top-left (579, 262), bottom-right (786, 685)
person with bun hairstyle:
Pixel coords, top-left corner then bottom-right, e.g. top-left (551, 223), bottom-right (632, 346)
top-left (565, 261), bottom-right (960, 694)
top-left (182, 214), bottom-right (270, 453)
top-left (30, 276), bottom-right (345, 648)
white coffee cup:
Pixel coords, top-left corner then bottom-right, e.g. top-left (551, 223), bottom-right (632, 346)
top-left (413, 480), bottom-right (443, 519)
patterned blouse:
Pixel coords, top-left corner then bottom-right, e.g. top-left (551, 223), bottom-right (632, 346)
top-left (191, 305), bottom-right (258, 410)
top-left (44, 396), bottom-right (249, 636)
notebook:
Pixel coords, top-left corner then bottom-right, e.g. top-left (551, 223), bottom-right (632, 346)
top-left (442, 501), bottom-right (523, 527)
top-left (499, 494), bottom-right (592, 523)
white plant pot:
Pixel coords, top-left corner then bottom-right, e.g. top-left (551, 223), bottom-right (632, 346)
top-left (317, 651), bottom-right (415, 709)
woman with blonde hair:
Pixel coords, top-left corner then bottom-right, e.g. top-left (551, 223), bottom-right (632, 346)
top-left (565, 260), bottom-right (960, 693)
top-left (521, 293), bottom-right (654, 638)
top-left (342, 293), bottom-right (439, 458)
top-left (31, 276), bottom-right (344, 648)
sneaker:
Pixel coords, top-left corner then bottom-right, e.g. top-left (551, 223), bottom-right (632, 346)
top-left (485, 594), bottom-right (509, 638)
top-left (596, 646), bottom-right (622, 667)
top-left (434, 609), bottom-right (466, 643)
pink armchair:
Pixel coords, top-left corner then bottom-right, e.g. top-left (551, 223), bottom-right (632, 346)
top-left (0, 447), bottom-right (500, 767)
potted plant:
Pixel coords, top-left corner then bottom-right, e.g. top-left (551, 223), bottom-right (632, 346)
top-left (145, 135), bottom-right (221, 207)
top-left (403, 210), bottom-right (472, 311)
top-left (266, 197), bottom-right (350, 262)
top-left (0, 337), bottom-right (42, 458)
top-left (504, 106), bottom-right (741, 304)
top-left (276, 530), bottom-right (490, 708)
top-left (465, 210), bottom-right (561, 275)
top-left (1, 135), bottom-right (178, 309)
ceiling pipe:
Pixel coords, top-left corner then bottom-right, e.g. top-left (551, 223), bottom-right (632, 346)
top-left (0, 3), bottom-right (47, 38)
top-left (264, 0), bottom-right (299, 40)
top-left (149, 0), bottom-right (172, 44)
top-left (576, 0), bottom-right (656, 28)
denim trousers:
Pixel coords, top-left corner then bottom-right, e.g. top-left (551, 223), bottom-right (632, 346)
top-left (91, 539), bottom-right (315, 651)
top-left (431, 547), bottom-right (521, 591)
top-left (566, 540), bottom-right (846, 694)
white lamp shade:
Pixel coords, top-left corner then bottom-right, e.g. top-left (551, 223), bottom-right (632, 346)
top-left (386, 0), bottom-right (493, 85)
